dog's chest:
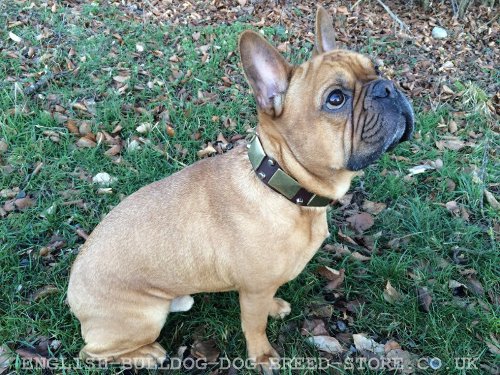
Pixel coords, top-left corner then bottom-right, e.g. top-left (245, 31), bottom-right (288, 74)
top-left (277, 210), bottom-right (330, 282)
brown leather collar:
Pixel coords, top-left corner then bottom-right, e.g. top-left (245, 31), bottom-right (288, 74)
top-left (247, 136), bottom-right (332, 207)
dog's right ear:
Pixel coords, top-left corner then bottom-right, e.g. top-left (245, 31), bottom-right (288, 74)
top-left (239, 30), bottom-right (291, 117)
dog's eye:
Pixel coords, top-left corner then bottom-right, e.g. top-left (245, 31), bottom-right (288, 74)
top-left (326, 89), bottom-right (345, 110)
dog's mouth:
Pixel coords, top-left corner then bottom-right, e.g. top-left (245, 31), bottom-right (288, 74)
top-left (346, 80), bottom-right (415, 171)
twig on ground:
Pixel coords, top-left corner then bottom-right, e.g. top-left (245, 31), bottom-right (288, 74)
top-left (375, 0), bottom-right (411, 34)
top-left (350, 0), bottom-right (364, 11)
top-left (23, 70), bottom-right (71, 96)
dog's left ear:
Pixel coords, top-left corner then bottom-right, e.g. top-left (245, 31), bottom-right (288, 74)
top-left (313, 6), bottom-right (336, 55)
top-left (239, 30), bottom-right (291, 117)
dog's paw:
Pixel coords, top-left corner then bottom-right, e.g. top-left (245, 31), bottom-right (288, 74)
top-left (116, 342), bottom-right (167, 369)
top-left (253, 348), bottom-right (280, 375)
top-left (269, 298), bottom-right (291, 319)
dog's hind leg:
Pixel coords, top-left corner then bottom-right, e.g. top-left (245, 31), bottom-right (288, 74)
top-left (78, 299), bottom-right (170, 368)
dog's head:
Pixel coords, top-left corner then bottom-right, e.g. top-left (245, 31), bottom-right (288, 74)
top-left (239, 7), bottom-right (414, 198)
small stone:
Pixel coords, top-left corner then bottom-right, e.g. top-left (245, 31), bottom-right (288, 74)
top-left (432, 26), bottom-right (448, 39)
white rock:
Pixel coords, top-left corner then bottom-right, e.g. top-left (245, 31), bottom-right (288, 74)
top-left (432, 26), bottom-right (448, 39)
top-left (92, 172), bottom-right (115, 186)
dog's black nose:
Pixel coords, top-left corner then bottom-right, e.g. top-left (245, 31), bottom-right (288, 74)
top-left (372, 80), bottom-right (395, 98)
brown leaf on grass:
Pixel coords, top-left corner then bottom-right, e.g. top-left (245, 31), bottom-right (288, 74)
top-left (323, 243), bottom-right (351, 259)
top-left (307, 304), bottom-right (334, 319)
top-left (76, 136), bottom-right (96, 148)
top-left (113, 75), bottom-right (130, 83)
top-left (383, 281), bottom-right (402, 304)
top-left (445, 200), bottom-right (460, 216)
top-left (31, 285), bottom-right (58, 301)
top-left (346, 212), bottom-right (374, 233)
top-left (351, 252), bottom-right (371, 262)
top-left (386, 348), bottom-right (416, 374)
top-left (435, 137), bottom-right (465, 151)
top-left (104, 144), bottom-right (122, 157)
top-left (337, 229), bottom-right (358, 245)
top-left (197, 143), bottom-right (216, 158)
top-left (485, 333), bottom-right (500, 356)
top-left (446, 178), bottom-right (456, 192)
top-left (301, 319), bottom-right (329, 336)
top-left (306, 335), bottom-right (343, 354)
top-left (353, 334), bottom-right (385, 356)
top-left (417, 287), bottom-right (432, 312)
top-left (484, 190), bottom-right (500, 210)
top-left (14, 196), bottom-right (34, 210)
top-left (190, 339), bottom-right (219, 362)
top-left (0, 139), bottom-right (8, 153)
top-left (384, 340), bottom-right (401, 353)
top-left (316, 266), bottom-right (345, 290)
top-left (466, 276), bottom-right (485, 296)
top-left (0, 345), bottom-right (12, 375)
top-left (8, 32), bottom-right (22, 43)
top-left (362, 200), bottom-right (387, 215)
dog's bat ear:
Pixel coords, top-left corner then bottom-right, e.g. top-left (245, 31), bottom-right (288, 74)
top-left (313, 6), bottom-right (336, 56)
top-left (239, 30), bottom-right (291, 117)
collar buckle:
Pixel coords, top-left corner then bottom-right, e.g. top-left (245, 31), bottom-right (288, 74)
top-left (247, 136), bottom-right (332, 207)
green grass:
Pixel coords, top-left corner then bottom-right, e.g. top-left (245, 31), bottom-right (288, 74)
top-left (1, 2), bottom-right (498, 375)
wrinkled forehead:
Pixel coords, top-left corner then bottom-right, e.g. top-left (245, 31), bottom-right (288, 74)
top-left (305, 50), bottom-right (377, 90)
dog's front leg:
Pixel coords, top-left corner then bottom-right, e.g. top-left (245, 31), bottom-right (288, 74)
top-left (239, 289), bottom-right (280, 369)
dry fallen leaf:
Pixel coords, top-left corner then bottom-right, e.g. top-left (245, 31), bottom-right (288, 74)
top-left (316, 266), bottom-right (345, 290)
top-left (31, 285), bottom-right (58, 301)
top-left (9, 31), bottom-right (23, 43)
top-left (346, 212), bottom-right (374, 233)
top-left (0, 139), bottom-right (8, 153)
top-left (190, 339), bottom-right (220, 362)
top-left (466, 276), bottom-right (485, 296)
top-left (351, 252), bottom-right (371, 262)
top-left (76, 136), bottom-right (96, 148)
top-left (386, 348), bottom-right (416, 374)
top-left (301, 319), bottom-right (329, 336)
top-left (14, 196), bottom-right (34, 210)
top-left (417, 287), bottom-right (432, 312)
top-left (0, 345), bottom-right (12, 375)
top-left (445, 200), bottom-right (461, 216)
top-left (352, 334), bottom-right (385, 356)
top-left (306, 335), bottom-right (343, 354)
top-left (484, 190), bottom-right (500, 210)
top-left (485, 333), bottom-right (500, 356)
top-left (383, 281), bottom-right (402, 304)
top-left (113, 75), bottom-right (130, 83)
top-left (362, 200), bottom-right (387, 215)
top-left (407, 164), bottom-right (435, 176)
top-left (197, 144), bottom-right (217, 158)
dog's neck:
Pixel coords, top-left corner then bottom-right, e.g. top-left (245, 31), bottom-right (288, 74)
top-left (255, 124), bottom-right (358, 203)
top-left (248, 134), bottom-right (332, 207)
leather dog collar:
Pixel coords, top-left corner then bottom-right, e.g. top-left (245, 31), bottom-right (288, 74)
top-left (247, 136), bottom-right (332, 207)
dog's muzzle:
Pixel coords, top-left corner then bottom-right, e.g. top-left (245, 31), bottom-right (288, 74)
top-left (347, 79), bottom-right (415, 171)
